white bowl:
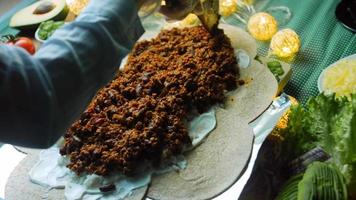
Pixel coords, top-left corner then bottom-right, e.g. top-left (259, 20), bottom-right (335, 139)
top-left (317, 53), bottom-right (356, 93)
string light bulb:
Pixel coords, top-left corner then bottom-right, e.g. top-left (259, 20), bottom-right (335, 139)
top-left (270, 28), bottom-right (301, 58)
top-left (247, 12), bottom-right (278, 41)
top-left (220, 0), bottom-right (237, 17)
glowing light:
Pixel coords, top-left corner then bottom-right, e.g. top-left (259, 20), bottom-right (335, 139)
top-left (270, 28), bottom-right (300, 58)
top-left (219, 0), bottom-right (237, 17)
top-left (66, 0), bottom-right (89, 15)
top-left (247, 12), bottom-right (278, 41)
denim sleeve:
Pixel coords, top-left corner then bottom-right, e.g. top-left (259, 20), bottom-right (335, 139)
top-left (0, 0), bottom-right (144, 148)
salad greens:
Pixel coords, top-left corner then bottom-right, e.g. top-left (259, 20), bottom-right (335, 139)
top-left (276, 162), bottom-right (348, 200)
top-left (38, 20), bottom-right (65, 40)
top-left (275, 174), bottom-right (302, 200)
top-left (267, 61), bottom-right (285, 78)
top-left (276, 93), bottom-right (356, 198)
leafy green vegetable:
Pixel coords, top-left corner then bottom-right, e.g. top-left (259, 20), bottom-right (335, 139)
top-left (37, 20), bottom-right (64, 40)
top-left (39, 20), bottom-right (53, 31)
top-left (307, 94), bottom-right (356, 193)
top-left (298, 162), bottom-right (347, 200)
top-left (267, 60), bottom-right (285, 79)
top-left (280, 93), bottom-right (355, 161)
top-left (279, 104), bottom-right (318, 163)
top-left (53, 21), bottom-right (64, 28)
top-left (277, 93), bottom-right (356, 198)
top-left (275, 174), bottom-right (303, 200)
top-left (276, 162), bottom-right (348, 200)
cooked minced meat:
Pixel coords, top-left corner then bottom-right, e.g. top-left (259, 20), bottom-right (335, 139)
top-left (60, 26), bottom-right (238, 176)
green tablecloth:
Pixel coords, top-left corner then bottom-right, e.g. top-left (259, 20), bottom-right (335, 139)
top-left (253, 0), bottom-right (355, 104)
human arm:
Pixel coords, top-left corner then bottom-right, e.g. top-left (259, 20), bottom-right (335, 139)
top-left (0, 0), bottom-right (144, 148)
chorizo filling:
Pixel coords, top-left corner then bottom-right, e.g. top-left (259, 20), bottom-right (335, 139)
top-left (60, 26), bottom-right (238, 176)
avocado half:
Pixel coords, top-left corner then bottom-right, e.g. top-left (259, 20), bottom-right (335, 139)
top-left (9, 0), bottom-right (69, 30)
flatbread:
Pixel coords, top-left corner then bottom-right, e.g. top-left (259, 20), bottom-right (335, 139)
top-left (224, 59), bottom-right (278, 122)
top-left (221, 24), bottom-right (278, 122)
top-left (5, 151), bottom-right (148, 200)
top-left (219, 24), bottom-right (258, 59)
top-left (147, 109), bottom-right (253, 200)
top-left (5, 150), bottom-right (63, 200)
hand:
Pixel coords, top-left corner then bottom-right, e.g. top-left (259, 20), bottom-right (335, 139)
top-left (159, 0), bottom-right (199, 20)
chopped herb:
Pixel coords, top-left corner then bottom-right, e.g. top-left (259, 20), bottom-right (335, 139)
top-left (37, 20), bottom-right (64, 40)
top-left (267, 60), bottom-right (285, 79)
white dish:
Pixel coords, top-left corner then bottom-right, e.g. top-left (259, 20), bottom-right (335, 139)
top-left (317, 53), bottom-right (356, 93)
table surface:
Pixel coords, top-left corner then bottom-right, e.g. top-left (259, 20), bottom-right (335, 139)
top-left (254, 0), bottom-right (355, 104)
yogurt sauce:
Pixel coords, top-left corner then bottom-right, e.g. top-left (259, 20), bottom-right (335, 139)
top-left (29, 109), bottom-right (216, 200)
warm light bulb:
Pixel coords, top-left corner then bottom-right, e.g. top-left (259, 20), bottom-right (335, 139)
top-left (66, 0), bottom-right (89, 15)
top-left (247, 12), bottom-right (278, 41)
top-left (220, 0), bottom-right (237, 17)
top-left (270, 28), bottom-right (300, 58)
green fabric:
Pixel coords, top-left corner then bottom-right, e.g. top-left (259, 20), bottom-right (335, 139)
top-left (0, 0), bottom-right (36, 35)
top-left (229, 0), bottom-right (356, 104)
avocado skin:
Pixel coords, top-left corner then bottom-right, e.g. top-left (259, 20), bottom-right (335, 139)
top-left (10, 5), bottom-right (69, 31)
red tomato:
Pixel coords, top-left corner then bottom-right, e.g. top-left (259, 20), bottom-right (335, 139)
top-left (14, 37), bottom-right (36, 55)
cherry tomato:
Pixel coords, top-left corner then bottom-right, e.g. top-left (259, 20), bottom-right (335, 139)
top-left (13, 37), bottom-right (36, 55)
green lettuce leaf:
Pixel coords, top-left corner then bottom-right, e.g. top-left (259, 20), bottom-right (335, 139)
top-left (275, 162), bottom-right (348, 200)
top-left (275, 174), bottom-right (303, 200)
top-left (277, 93), bottom-right (356, 197)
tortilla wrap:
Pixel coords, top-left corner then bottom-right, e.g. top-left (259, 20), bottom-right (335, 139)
top-left (147, 109), bottom-right (253, 200)
top-left (224, 59), bottom-right (278, 122)
top-left (5, 150), bottom-right (148, 200)
top-left (219, 24), bottom-right (258, 59)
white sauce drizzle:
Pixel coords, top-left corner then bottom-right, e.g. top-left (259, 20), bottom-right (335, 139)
top-left (29, 109), bottom-right (216, 200)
